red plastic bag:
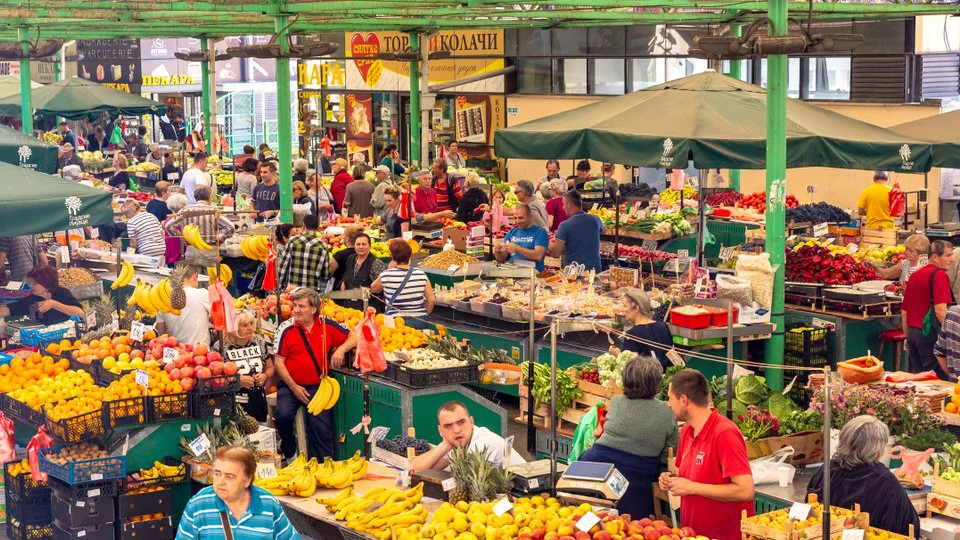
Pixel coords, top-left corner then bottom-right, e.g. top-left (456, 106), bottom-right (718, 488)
top-left (0, 411), bottom-right (14, 464)
top-left (262, 243), bottom-right (277, 291)
top-left (889, 182), bottom-right (906, 217)
top-left (353, 308), bottom-right (387, 373)
top-left (27, 426), bottom-right (53, 482)
top-left (208, 283), bottom-right (237, 333)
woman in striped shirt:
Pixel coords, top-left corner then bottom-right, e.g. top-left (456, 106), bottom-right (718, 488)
top-left (370, 238), bottom-right (435, 330)
top-left (122, 200), bottom-right (167, 258)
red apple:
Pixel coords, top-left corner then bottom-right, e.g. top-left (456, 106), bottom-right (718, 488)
top-left (145, 354), bottom-right (156, 362)
top-left (651, 521), bottom-right (667, 530)
top-left (169, 368), bottom-right (182, 380)
top-left (193, 354), bottom-right (209, 367)
top-left (131, 350), bottom-right (144, 359)
top-left (574, 533), bottom-right (591, 540)
top-left (164, 363), bottom-right (175, 374)
top-left (638, 519), bottom-right (653, 528)
top-left (180, 378), bottom-right (195, 391)
top-left (223, 362), bottom-right (239, 376)
top-left (208, 351), bottom-right (222, 363)
top-left (642, 531), bottom-right (658, 540)
top-left (209, 361), bottom-right (224, 376)
top-left (196, 367), bottom-right (212, 379)
top-left (658, 528), bottom-right (673, 538)
top-left (181, 366), bottom-right (195, 379)
top-left (195, 344), bottom-right (209, 356)
top-left (679, 528), bottom-right (696, 538)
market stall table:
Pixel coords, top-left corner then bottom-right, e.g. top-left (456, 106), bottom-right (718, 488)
top-left (784, 304), bottom-right (900, 370)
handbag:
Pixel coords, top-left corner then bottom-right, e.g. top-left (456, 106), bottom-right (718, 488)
top-left (296, 325), bottom-right (328, 382)
top-left (923, 269), bottom-right (943, 342)
top-left (386, 266), bottom-right (416, 313)
top-left (219, 511), bottom-right (235, 540)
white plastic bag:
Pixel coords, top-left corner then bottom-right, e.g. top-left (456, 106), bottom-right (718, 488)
top-left (716, 274), bottom-right (753, 306)
top-left (750, 446), bottom-right (795, 485)
top-left (736, 253), bottom-right (774, 308)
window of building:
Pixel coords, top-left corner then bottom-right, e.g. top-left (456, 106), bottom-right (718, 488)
top-left (555, 58), bottom-right (588, 94)
top-left (518, 59), bottom-right (552, 94)
top-left (755, 58), bottom-right (802, 98)
top-left (666, 57), bottom-right (708, 81)
top-left (587, 27), bottom-right (626, 56)
top-left (629, 58), bottom-right (664, 91)
top-left (593, 59), bottom-right (626, 95)
top-left (807, 57), bottom-right (852, 100)
top-left (517, 28), bottom-right (552, 56)
top-left (552, 28), bottom-right (589, 57)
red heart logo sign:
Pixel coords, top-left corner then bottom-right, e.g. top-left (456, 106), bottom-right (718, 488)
top-left (350, 33), bottom-right (381, 83)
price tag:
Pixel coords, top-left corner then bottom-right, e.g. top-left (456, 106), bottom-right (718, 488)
top-left (447, 264), bottom-right (459, 273)
top-left (125, 247), bottom-right (136, 255)
top-left (130, 321), bottom-right (149, 342)
top-left (402, 231), bottom-right (413, 241)
top-left (4, 281), bottom-right (22, 291)
top-left (493, 498), bottom-right (514, 517)
top-left (841, 530), bottom-right (864, 540)
top-left (811, 317), bottom-right (830, 329)
top-left (719, 246), bottom-right (736, 261)
top-left (181, 424), bottom-right (191, 432)
top-left (257, 462), bottom-right (278, 479)
top-left (847, 243), bottom-right (858, 253)
top-left (214, 408), bottom-right (221, 417)
top-left (591, 203), bottom-right (599, 212)
top-left (527, 478), bottom-right (540, 490)
top-left (806, 185), bottom-right (817, 194)
top-left (576, 512), bottom-right (601, 532)
top-left (367, 426), bottom-right (390, 443)
top-left (787, 234), bottom-right (797, 243)
top-left (135, 369), bottom-right (149, 388)
top-left (168, 172), bottom-right (179, 181)
top-left (823, 237), bottom-right (835, 245)
top-left (441, 477), bottom-right (457, 492)
top-left (189, 433), bottom-right (211, 456)
top-left (76, 501), bottom-right (85, 507)
top-left (85, 311), bottom-right (97, 328)
top-left (90, 473), bottom-right (103, 481)
top-left (641, 239), bottom-right (659, 251)
top-left (813, 222), bottom-right (829, 237)
top-left (122, 432), bottom-right (130, 455)
top-left (60, 247), bottom-right (70, 264)
top-left (665, 348), bottom-right (686, 366)
top-left (87, 488), bottom-right (101, 498)
top-left (503, 435), bottom-right (515, 463)
top-left (163, 347), bottom-right (178, 364)
top-left (383, 315), bottom-right (396, 329)
top-left (111, 314), bottom-right (119, 333)
top-left (788, 502), bottom-right (812, 520)
top-left (78, 531), bottom-right (86, 538)
top-left (676, 249), bottom-right (689, 259)
top-left (782, 375), bottom-right (798, 395)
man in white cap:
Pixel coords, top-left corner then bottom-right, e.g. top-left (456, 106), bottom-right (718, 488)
top-left (58, 143), bottom-right (84, 172)
top-left (145, 144), bottom-right (165, 169)
top-left (370, 165), bottom-right (395, 219)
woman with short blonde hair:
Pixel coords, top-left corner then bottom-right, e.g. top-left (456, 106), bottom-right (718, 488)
top-left (213, 310), bottom-right (274, 421)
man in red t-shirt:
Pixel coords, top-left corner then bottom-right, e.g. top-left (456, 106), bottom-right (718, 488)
top-left (659, 369), bottom-right (754, 540)
top-left (274, 287), bottom-right (357, 460)
top-left (902, 239), bottom-right (956, 378)
top-left (432, 159), bottom-right (463, 213)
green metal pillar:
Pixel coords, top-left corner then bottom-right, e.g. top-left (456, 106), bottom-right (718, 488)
top-left (726, 24), bottom-right (743, 191)
top-left (763, 0), bottom-right (788, 391)
top-left (408, 32), bottom-right (421, 169)
top-left (17, 27), bottom-right (32, 136)
top-left (275, 15), bottom-right (294, 224)
top-left (199, 39), bottom-right (213, 149)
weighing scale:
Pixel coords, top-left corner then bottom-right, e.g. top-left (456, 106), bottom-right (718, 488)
top-left (555, 461), bottom-right (629, 505)
top-left (509, 460), bottom-right (566, 495)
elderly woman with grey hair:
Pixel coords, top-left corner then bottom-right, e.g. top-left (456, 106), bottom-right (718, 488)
top-left (807, 416), bottom-right (919, 537)
top-left (511, 179), bottom-right (548, 229)
top-left (609, 289), bottom-right (674, 369)
top-left (578, 357), bottom-right (678, 520)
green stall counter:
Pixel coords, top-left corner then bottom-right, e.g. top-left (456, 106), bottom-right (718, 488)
top-left (785, 307), bottom-right (899, 370)
top-left (330, 370), bottom-right (509, 461)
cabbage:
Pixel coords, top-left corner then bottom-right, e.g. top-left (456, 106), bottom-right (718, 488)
top-left (734, 375), bottom-right (769, 405)
top-left (715, 397), bottom-right (747, 419)
top-left (766, 393), bottom-right (800, 420)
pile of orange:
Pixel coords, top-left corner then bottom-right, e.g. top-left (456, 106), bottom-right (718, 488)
top-left (6, 368), bottom-right (95, 410)
top-left (44, 367), bottom-right (184, 423)
top-left (946, 383), bottom-right (960, 414)
top-left (44, 339), bottom-right (82, 356)
top-left (72, 335), bottom-right (140, 365)
top-left (45, 395), bottom-right (104, 422)
top-left (127, 513), bottom-right (166, 523)
top-left (321, 301), bottom-right (428, 352)
top-left (0, 352), bottom-right (72, 393)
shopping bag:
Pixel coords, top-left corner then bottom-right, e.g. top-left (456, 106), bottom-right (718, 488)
top-left (889, 182), bottom-right (906, 217)
top-left (889, 445), bottom-right (935, 489)
top-left (27, 426), bottom-right (53, 482)
top-left (750, 446), bottom-right (795, 485)
top-left (569, 402), bottom-right (603, 462)
top-left (0, 411), bottom-right (14, 464)
top-left (261, 244), bottom-right (277, 291)
top-left (353, 307), bottom-right (386, 373)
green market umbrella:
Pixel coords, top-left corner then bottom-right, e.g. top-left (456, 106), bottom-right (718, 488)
top-left (0, 161), bottom-right (113, 236)
top-left (0, 76), bottom-right (164, 120)
top-left (0, 75), bottom-right (41, 100)
top-left (0, 124), bottom-right (57, 174)
top-left (495, 71), bottom-right (933, 173)
top-left (889, 109), bottom-right (960, 169)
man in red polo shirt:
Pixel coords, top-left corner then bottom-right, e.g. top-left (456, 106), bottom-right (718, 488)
top-left (432, 158), bottom-right (463, 213)
top-left (903, 238), bottom-right (955, 378)
top-left (274, 287), bottom-right (357, 460)
top-left (659, 369), bottom-right (754, 540)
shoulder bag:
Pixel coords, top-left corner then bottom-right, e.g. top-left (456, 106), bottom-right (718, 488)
top-left (219, 511), bottom-right (235, 540)
top-left (922, 269), bottom-right (944, 342)
top-left (386, 266), bottom-right (416, 313)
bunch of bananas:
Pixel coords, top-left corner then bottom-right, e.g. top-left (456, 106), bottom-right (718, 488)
top-left (241, 235), bottom-right (271, 262)
top-left (111, 261), bottom-right (134, 290)
top-left (127, 279), bottom-right (180, 316)
top-left (128, 162), bottom-right (160, 173)
top-left (207, 264), bottom-right (232, 285)
top-left (183, 224), bottom-right (214, 250)
top-left (254, 451), bottom-right (368, 497)
top-left (320, 483), bottom-right (425, 540)
top-left (307, 376), bottom-right (340, 415)
top-left (139, 460), bottom-right (185, 479)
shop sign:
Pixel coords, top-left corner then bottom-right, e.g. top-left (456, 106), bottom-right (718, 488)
top-left (0, 61), bottom-right (56, 83)
top-left (346, 93), bottom-right (373, 139)
top-left (298, 60), bottom-right (345, 88)
top-left (140, 37), bottom-right (237, 60)
top-left (454, 95), bottom-right (505, 148)
top-left (141, 58), bottom-right (242, 87)
top-left (77, 39), bottom-right (142, 88)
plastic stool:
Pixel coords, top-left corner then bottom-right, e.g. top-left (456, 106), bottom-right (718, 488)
top-left (878, 329), bottom-right (906, 372)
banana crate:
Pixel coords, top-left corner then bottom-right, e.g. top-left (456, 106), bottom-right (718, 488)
top-left (739, 497), bottom-right (866, 540)
top-left (121, 457), bottom-right (186, 490)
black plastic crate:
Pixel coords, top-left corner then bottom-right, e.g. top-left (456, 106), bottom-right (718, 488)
top-left (7, 492), bottom-right (52, 525)
top-left (7, 520), bottom-right (53, 540)
top-left (145, 393), bottom-right (190, 423)
top-left (117, 486), bottom-right (172, 519)
top-left (43, 403), bottom-right (105, 444)
top-left (68, 357), bottom-right (100, 382)
top-left (118, 516), bottom-right (173, 540)
top-left (784, 327), bottom-right (829, 357)
top-left (785, 352), bottom-right (828, 369)
top-left (190, 392), bottom-right (236, 419)
top-left (103, 397), bottom-right (146, 430)
top-left (392, 363), bottom-right (479, 389)
top-left (4, 460), bottom-right (49, 502)
top-left (5, 394), bottom-right (45, 428)
top-left (52, 493), bottom-right (115, 529)
top-left (48, 476), bottom-right (119, 500)
top-left (195, 374), bottom-right (240, 394)
top-left (52, 522), bottom-right (115, 540)
top-left (121, 457), bottom-right (186, 490)
top-left (39, 447), bottom-right (126, 485)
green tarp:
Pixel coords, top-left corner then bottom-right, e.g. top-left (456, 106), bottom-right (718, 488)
top-left (0, 161), bottom-right (113, 236)
top-left (0, 76), bottom-right (164, 120)
top-left (495, 71), bottom-right (934, 173)
top-left (890, 110), bottom-right (960, 169)
top-left (0, 124), bottom-right (57, 174)
top-left (0, 75), bottom-right (41, 100)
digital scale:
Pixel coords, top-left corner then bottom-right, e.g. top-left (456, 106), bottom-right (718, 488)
top-left (509, 460), bottom-right (566, 495)
top-left (555, 461), bottom-right (629, 504)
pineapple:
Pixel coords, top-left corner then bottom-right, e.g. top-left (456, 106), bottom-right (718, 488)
top-left (234, 405), bottom-right (260, 435)
top-left (467, 458), bottom-right (497, 502)
top-left (446, 446), bottom-right (472, 504)
top-left (447, 446), bottom-right (508, 503)
top-left (169, 264), bottom-right (189, 310)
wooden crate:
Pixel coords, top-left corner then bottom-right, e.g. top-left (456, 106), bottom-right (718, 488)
top-left (518, 386), bottom-right (584, 437)
top-left (740, 500), bottom-right (865, 540)
top-left (577, 378), bottom-right (622, 400)
top-left (861, 227), bottom-right (898, 248)
top-left (828, 225), bottom-right (860, 237)
top-left (927, 490), bottom-right (960, 519)
top-left (932, 474), bottom-right (960, 499)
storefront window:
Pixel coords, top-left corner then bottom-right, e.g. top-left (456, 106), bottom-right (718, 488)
top-left (756, 58), bottom-right (802, 98)
top-left (372, 93), bottom-right (399, 163)
top-left (666, 57), bottom-right (708, 81)
top-left (518, 28), bottom-right (552, 56)
top-left (807, 57), bottom-right (851, 100)
top-left (555, 58), bottom-right (587, 94)
top-left (587, 27), bottom-right (626, 56)
top-left (593, 59), bottom-right (625, 95)
top-left (518, 59), bottom-right (552, 94)
top-left (552, 28), bottom-right (588, 57)
top-left (630, 58), bottom-right (665, 91)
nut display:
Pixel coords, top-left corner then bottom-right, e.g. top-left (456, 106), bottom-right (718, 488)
top-left (58, 267), bottom-right (99, 287)
top-left (419, 250), bottom-right (479, 269)
top-left (46, 442), bottom-right (108, 464)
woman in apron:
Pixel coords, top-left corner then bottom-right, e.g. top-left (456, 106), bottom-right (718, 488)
top-left (214, 311), bottom-right (274, 421)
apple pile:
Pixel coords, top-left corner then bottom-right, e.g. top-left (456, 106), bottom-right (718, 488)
top-left (145, 336), bottom-right (239, 392)
top-left (521, 512), bottom-right (705, 540)
top-left (245, 295), bottom-right (294, 322)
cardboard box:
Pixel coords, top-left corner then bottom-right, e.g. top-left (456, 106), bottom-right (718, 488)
top-left (442, 227), bottom-right (469, 251)
top-left (245, 426), bottom-right (278, 454)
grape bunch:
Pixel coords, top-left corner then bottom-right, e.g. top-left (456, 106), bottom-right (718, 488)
top-left (376, 436), bottom-right (431, 456)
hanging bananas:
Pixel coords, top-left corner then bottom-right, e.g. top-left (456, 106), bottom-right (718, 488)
top-left (240, 234), bottom-right (270, 262)
top-left (252, 451), bottom-right (369, 497)
top-left (129, 279), bottom-right (181, 316)
top-left (207, 264), bottom-right (232, 285)
top-left (183, 224), bottom-right (214, 250)
top-left (111, 261), bottom-right (134, 290)
top-left (307, 376), bottom-right (341, 415)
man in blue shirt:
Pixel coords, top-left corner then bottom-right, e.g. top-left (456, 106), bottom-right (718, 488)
top-left (550, 190), bottom-right (605, 272)
top-left (495, 203), bottom-right (549, 271)
top-left (59, 121), bottom-right (77, 149)
top-left (252, 161), bottom-right (281, 221)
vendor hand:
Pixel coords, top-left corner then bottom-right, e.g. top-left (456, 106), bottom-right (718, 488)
top-left (608, 346), bottom-right (622, 356)
top-left (666, 476), bottom-right (698, 496)
top-left (504, 243), bottom-right (516, 254)
top-left (331, 348), bottom-right (346, 368)
top-left (292, 384), bottom-right (311, 404)
top-left (658, 472), bottom-right (673, 492)
top-left (442, 211), bottom-right (455, 219)
top-left (240, 375), bottom-right (255, 389)
top-left (36, 299), bottom-right (56, 314)
top-left (253, 373), bottom-right (268, 387)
